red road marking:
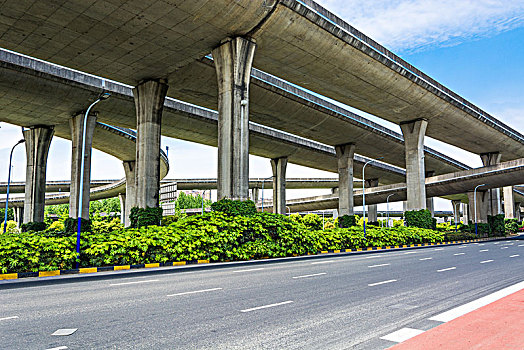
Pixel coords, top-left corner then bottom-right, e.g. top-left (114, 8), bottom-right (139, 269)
top-left (390, 289), bottom-right (524, 349)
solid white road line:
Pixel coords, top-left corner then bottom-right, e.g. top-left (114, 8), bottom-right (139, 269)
top-left (454, 253), bottom-right (465, 256)
top-left (110, 279), bottom-right (159, 286)
top-left (368, 279), bottom-right (397, 287)
top-left (480, 249), bottom-right (489, 252)
top-left (167, 288), bottom-right (222, 297)
top-left (380, 328), bottom-right (425, 343)
top-left (240, 301), bottom-right (293, 313)
top-left (368, 263), bottom-right (390, 268)
top-left (510, 255), bottom-right (519, 258)
top-left (292, 273), bottom-right (327, 279)
top-left (480, 260), bottom-right (494, 264)
top-left (46, 347), bottom-right (68, 350)
top-left (437, 267), bottom-right (456, 272)
top-left (0, 316), bottom-right (18, 321)
top-left (311, 260), bottom-right (334, 265)
top-left (233, 268), bottom-right (265, 273)
top-left (419, 257), bottom-right (432, 261)
top-left (429, 281), bottom-right (524, 322)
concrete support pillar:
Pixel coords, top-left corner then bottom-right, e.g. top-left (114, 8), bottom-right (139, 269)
top-left (400, 119), bottom-right (428, 211)
top-left (503, 186), bottom-right (516, 219)
top-left (462, 203), bottom-right (469, 224)
top-left (403, 201), bottom-right (408, 212)
top-left (133, 79), bottom-right (168, 209)
top-left (23, 126), bottom-right (54, 223)
top-left (122, 160), bottom-right (136, 226)
top-left (514, 203), bottom-right (521, 221)
top-left (335, 143), bottom-right (355, 216)
top-left (480, 152), bottom-right (502, 215)
top-left (271, 157), bottom-right (287, 214)
top-left (451, 200), bottom-right (461, 225)
top-left (13, 206), bottom-right (24, 227)
top-left (425, 171), bottom-right (435, 217)
top-left (251, 187), bottom-right (260, 203)
top-left (69, 112), bottom-right (97, 219)
top-left (365, 178), bottom-right (379, 223)
top-left (212, 37), bottom-right (256, 201)
top-left (468, 191), bottom-right (489, 223)
top-left (119, 193), bottom-right (126, 225)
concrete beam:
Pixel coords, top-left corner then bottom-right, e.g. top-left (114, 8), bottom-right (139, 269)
top-left (365, 178), bottom-right (379, 222)
top-left (69, 112), bottom-right (97, 219)
top-left (271, 157), bottom-right (287, 214)
top-left (133, 79), bottom-right (168, 209)
top-left (212, 37), bottom-right (256, 200)
top-left (400, 119), bottom-right (428, 211)
top-left (23, 126), bottom-right (54, 223)
top-left (468, 191), bottom-right (489, 223)
top-left (335, 143), bottom-right (355, 216)
top-left (480, 152), bottom-right (502, 216)
top-left (122, 160), bottom-right (136, 226)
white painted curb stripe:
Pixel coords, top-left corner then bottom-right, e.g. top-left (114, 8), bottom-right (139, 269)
top-left (429, 281), bottom-right (524, 322)
top-left (380, 327), bottom-right (425, 343)
top-left (167, 288), bottom-right (222, 297)
top-left (368, 279), bottom-right (397, 287)
top-left (292, 273), bottom-right (327, 279)
top-left (240, 300), bottom-right (293, 312)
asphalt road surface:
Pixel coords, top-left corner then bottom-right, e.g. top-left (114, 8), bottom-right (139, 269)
top-left (1, 238), bottom-right (523, 349)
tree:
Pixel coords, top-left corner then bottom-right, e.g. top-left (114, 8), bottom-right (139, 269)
top-left (176, 192), bottom-right (212, 209)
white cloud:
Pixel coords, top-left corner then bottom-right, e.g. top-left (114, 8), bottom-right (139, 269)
top-left (315, 0), bottom-right (524, 52)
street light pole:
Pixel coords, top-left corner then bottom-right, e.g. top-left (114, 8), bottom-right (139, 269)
top-left (386, 193), bottom-right (395, 228)
top-left (474, 183), bottom-right (486, 236)
top-left (76, 92), bottom-right (110, 267)
top-left (3, 139), bottom-right (25, 233)
top-left (362, 157), bottom-right (383, 238)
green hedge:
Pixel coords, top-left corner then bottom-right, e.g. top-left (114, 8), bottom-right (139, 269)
top-left (21, 221), bottom-right (47, 233)
top-left (0, 212), bottom-right (446, 273)
top-left (339, 215), bottom-right (357, 228)
top-left (64, 217), bottom-right (92, 233)
top-left (210, 199), bottom-right (256, 217)
top-left (405, 209), bottom-right (435, 229)
top-left (130, 207), bottom-right (163, 228)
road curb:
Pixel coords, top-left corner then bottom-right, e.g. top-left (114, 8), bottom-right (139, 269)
top-left (0, 236), bottom-right (514, 288)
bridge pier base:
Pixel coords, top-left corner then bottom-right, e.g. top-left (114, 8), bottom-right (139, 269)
top-left (212, 37), bottom-right (256, 201)
top-left (23, 126), bottom-right (54, 223)
top-left (335, 143), bottom-right (355, 217)
top-left (468, 190), bottom-right (489, 224)
top-left (400, 119), bottom-right (428, 211)
top-left (480, 152), bottom-right (502, 215)
top-left (271, 157), bottom-right (287, 214)
top-left (69, 112), bottom-right (97, 219)
top-left (133, 79), bottom-right (168, 209)
top-left (365, 178), bottom-right (379, 223)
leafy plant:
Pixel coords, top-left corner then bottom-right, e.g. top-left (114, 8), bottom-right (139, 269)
top-left (210, 199), bottom-right (256, 217)
top-left (504, 218), bottom-right (519, 235)
top-left (21, 221), bottom-right (47, 233)
top-left (404, 209), bottom-right (435, 229)
top-left (64, 217), bottom-right (92, 233)
top-left (129, 207), bottom-right (163, 228)
top-left (338, 215), bottom-right (357, 228)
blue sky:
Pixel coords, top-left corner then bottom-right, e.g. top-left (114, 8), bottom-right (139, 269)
top-left (1, 0), bottom-right (523, 211)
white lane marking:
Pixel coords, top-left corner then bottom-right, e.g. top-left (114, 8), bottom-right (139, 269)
top-left (368, 279), bottom-right (397, 287)
top-left (311, 260), bottom-right (334, 265)
top-left (518, 244), bottom-right (524, 247)
top-left (46, 347), bottom-right (68, 350)
top-left (292, 272), bottom-right (327, 279)
top-left (429, 281), bottom-right (524, 322)
top-left (233, 268), bottom-right (265, 273)
top-left (368, 263), bottom-right (390, 268)
top-left (434, 248), bottom-right (444, 251)
top-left (52, 329), bottom-right (77, 336)
top-left (167, 288), bottom-right (222, 297)
top-left (502, 243), bottom-right (514, 246)
top-left (110, 279), bottom-right (159, 286)
top-left (480, 260), bottom-right (494, 264)
top-left (404, 252), bottom-right (417, 255)
top-left (437, 267), bottom-right (456, 272)
top-left (419, 257), bottom-right (432, 261)
top-left (478, 244), bottom-right (485, 246)
top-left (501, 247), bottom-right (508, 249)
top-left (454, 253), bottom-right (465, 256)
top-left (493, 242), bottom-right (500, 245)
top-left (380, 328), bottom-right (425, 343)
top-left (364, 255), bottom-right (381, 259)
top-left (458, 246), bottom-right (466, 249)
top-left (480, 249), bottom-right (489, 252)
top-left (240, 300), bottom-right (293, 313)
top-left (510, 255), bottom-right (519, 258)
top-left (0, 316), bottom-right (18, 321)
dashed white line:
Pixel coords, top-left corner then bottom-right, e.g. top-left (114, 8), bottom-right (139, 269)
top-left (368, 263), bottom-right (390, 268)
top-left (167, 288), bottom-right (223, 297)
top-left (480, 249), bottom-right (489, 252)
top-left (110, 279), bottom-right (159, 286)
top-left (233, 268), bottom-right (265, 273)
top-left (419, 257), bottom-right (432, 261)
top-left (46, 347), bottom-right (68, 350)
top-left (501, 247), bottom-right (508, 249)
top-left (311, 260), bottom-right (334, 265)
top-left (437, 267), bottom-right (456, 272)
top-left (380, 328), bottom-right (425, 343)
top-left (510, 255), bottom-right (519, 258)
top-left (454, 253), bottom-right (465, 256)
top-left (429, 281), bottom-right (524, 322)
top-left (518, 244), bottom-right (524, 247)
top-left (403, 251), bottom-right (417, 255)
top-left (493, 242), bottom-right (500, 245)
top-left (502, 243), bottom-right (514, 246)
top-left (0, 316), bottom-right (18, 321)
top-left (292, 272), bottom-right (327, 279)
top-left (434, 248), bottom-right (444, 251)
top-left (480, 260), bottom-right (494, 264)
top-left (52, 329), bottom-right (77, 336)
top-left (240, 300), bottom-right (293, 313)
top-left (458, 246), bottom-right (466, 249)
top-left (478, 244), bottom-right (485, 246)
top-left (368, 279), bottom-right (397, 287)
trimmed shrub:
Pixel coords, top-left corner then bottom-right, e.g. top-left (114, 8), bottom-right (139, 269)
top-left (404, 209), bottom-right (434, 229)
top-left (488, 214), bottom-right (505, 236)
top-left (504, 219), bottom-right (519, 235)
top-left (301, 213), bottom-right (323, 230)
top-left (64, 217), bottom-right (92, 233)
top-left (338, 215), bottom-right (357, 228)
top-left (210, 199), bottom-right (256, 217)
top-left (21, 221), bottom-right (47, 233)
top-left (129, 207), bottom-right (163, 228)
top-left (1, 220), bottom-right (18, 233)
